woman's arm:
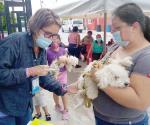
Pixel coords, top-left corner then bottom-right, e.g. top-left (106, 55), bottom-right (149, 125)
top-left (77, 34), bottom-right (81, 46)
top-left (87, 45), bottom-right (92, 59)
top-left (102, 73), bottom-right (150, 111)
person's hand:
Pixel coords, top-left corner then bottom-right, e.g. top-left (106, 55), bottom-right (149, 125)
top-left (90, 68), bottom-right (99, 83)
top-left (67, 82), bottom-right (79, 94)
top-left (27, 65), bottom-right (50, 77)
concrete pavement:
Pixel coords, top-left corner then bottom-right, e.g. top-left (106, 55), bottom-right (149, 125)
top-left (32, 61), bottom-right (96, 125)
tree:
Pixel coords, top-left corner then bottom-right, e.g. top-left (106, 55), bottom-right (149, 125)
top-left (0, 2), bottom-right (7, 31)
top-left (0, 2), bottom-right (17, 32)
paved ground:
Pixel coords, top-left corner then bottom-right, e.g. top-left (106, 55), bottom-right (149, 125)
top-left (32, 61), bottom-right (96, 125)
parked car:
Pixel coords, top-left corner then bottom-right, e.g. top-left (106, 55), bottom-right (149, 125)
top-left (72, 19), bottom-right (84, 33)
top-left (61, 20), bottom-right (72, 32)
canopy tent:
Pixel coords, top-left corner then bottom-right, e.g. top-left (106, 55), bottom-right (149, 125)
top-left (53, 0), bottom-right (150, 53)
top-left (53, 0), bottom-right (150, 18)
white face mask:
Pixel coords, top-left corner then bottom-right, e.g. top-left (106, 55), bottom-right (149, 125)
top-left (96, 38), bottom-right (102, 42)
top-left (112, 31), bottom-right (129, 47)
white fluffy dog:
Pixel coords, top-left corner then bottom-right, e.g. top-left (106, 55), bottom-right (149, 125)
top-left (76, 56), bottom-right (132, 107)
top-left (96, 56), bottom-right (132, 89)
top-left (49, 55), bottom-right (79, 78)
top-left (77, 60), bottom-right (102, 100)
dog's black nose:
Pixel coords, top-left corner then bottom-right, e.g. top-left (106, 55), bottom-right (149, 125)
top-left (124, 83), bottom-right (129, 86)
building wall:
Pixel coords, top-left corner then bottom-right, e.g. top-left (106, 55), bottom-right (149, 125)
top-left (85, 15), bottom-right (111, 32)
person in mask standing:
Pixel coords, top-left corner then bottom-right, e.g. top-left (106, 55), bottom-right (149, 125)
top-left (0, 8), bottom-right (68, 125)
top-left (92, 34), bottom-right (104, 60)
top-left (67, 3), bottom-right (150, 125)
top-left (47, 34), bottom-right (69, 120)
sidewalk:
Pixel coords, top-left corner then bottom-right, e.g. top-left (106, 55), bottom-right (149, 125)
top-left (33, 61), bottom-right (96, 125)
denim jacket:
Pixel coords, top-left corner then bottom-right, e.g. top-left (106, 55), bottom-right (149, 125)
top-left (0, 32), bottom-right (65, 116)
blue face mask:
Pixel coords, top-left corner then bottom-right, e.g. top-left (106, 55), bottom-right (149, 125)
top-left (36, 36), bottom-right (52, 48)
top-left (112, 31), bottom-right (129, 47)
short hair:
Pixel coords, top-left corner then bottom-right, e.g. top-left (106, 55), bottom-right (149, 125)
top-left (72, 26), bottom-right (78, 32)
top-left (96, 34), bottom-right (101, 38)
top-left (28, 8), bottom-right (61, 34)
top-left (87, 31), bottom-right (92, 35)
top-left (52, 34), bottom-right (61, 40)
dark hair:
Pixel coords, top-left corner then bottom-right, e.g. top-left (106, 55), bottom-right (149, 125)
top-left (113, 3), bottom-right (150, 42)
top-left (72, 26), bottom-right (78, 32)
top-left (144, 16), bottom-right (150, 42)
top-left (52, 34), bottom-right (61, 40)
top-left (28, 8), bottom-right (61, 34)
top-left (87, 30), bottom-right (92, 35)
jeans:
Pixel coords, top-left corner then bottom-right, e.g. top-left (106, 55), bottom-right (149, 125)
top-left (68, 43), bottom-right (82, 59)
top-left (0, 108), bottom-right (32, 125)
top-left (95, 115), bottom-right (149, 125)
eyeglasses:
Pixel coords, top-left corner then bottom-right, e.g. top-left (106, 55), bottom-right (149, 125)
top-left (42, 29), bottom-right (58, 38)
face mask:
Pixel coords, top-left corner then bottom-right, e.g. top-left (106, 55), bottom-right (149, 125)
top-left (36, 36), bottom-right (52, 48)
top-left (112, 31), bottom-right (129, 47)
top-left (51, 42), bottom-right (60, 50)
top-left (96, 38), bottom-right (102, 42)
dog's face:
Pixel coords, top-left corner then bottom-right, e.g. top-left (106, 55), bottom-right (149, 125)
top-left (66, 56), bottom-right (78, 72)
top-left (58, 56), bottom-right (67, 68)
top-left (96, 63), bottom-right (130, 88)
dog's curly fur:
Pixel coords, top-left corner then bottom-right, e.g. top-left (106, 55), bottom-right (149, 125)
top-left (77, 56), bottom-right (132, 105)
top-left (77, 60), bottom-right (103, 100)
top-left (49, 55), bottom-right (79, 78)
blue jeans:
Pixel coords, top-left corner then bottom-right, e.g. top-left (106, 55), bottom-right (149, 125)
top-left (95, 115), bottom-right (149, 125)
top-left (0, 108), bottom-right (32, 125)
top-left (68, 43), bottom-right (82, 59)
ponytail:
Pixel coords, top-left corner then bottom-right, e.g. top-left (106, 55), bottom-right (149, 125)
top-left (144, 16), bottom-right (150, 42)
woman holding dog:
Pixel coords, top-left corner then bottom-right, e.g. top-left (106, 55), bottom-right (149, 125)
top-left (69, 3), bottom-right (150, 125)
top-left (93, 3), bottom-right (150, 125)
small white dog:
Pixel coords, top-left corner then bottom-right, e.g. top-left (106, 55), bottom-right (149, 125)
top-left (49, 55), bottom-right (79, 78)
top-left (76, 56), bottom-right (132, 107)
top-left (77, 60), bottom-right (102, 100)
top-left (96, 56), bottom-right (132, 89)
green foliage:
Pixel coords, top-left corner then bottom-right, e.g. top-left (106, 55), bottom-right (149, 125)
top-left (0, 3), bottom-right (17, 32)
top-left (0, 2), bottom-right (3, 10)
top-left (0, 3), bottom-right (7, 31)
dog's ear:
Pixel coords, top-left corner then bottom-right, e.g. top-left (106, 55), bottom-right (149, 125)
top-left (96, 67), bottom-right (113, 88)
top-left (118, 56), bottom-right (133, 68)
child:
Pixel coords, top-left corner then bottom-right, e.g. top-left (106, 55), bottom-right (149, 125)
top-left (33, 88), bottom-right (51, 121)
top-left (47, 34), bottom-right (69, 120)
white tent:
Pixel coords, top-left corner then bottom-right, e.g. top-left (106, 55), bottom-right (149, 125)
top-left (53, 0), bottom-right (150, 53)
top-left (53, 0), bottom-right (150, 18)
